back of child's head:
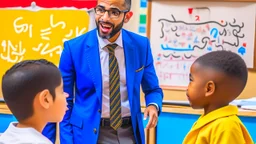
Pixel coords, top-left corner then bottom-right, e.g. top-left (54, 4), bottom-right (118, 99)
top-left (2, 59), bottom-right (62, 122)
top-left (194, 50), bottom-right (248, 97)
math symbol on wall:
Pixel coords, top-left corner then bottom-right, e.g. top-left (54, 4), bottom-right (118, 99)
top-left (32, 14), bottom-right (87, 57)
top-left (33, 14), bottom-right (66, 57)
top-left (1, 16), bottom-right (28, 63)
top-left (0, 40), bottom-right (26, 63)
top-left (13, 17), bottom-right (33, 38)
top-left (62, 26), bottom-right (87, 43)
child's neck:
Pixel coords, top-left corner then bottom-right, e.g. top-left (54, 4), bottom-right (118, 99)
top-left (204, 103), bottom-right (229, 115)
top-left (16, 117), bottom-right (46, 133)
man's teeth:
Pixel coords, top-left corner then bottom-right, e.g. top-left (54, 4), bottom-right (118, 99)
top-left (102, 24), bottom-right (111, 28)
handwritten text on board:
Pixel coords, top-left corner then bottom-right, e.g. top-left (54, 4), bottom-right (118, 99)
top-left (0, 9), bottom-right (90, 97)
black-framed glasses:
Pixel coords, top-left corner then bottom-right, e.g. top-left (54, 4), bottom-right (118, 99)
top-left (94, 6), bottom-right (129, 19)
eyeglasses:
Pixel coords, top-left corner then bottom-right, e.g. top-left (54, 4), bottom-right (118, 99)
top-left (94, 6), bottom-right (129, 19)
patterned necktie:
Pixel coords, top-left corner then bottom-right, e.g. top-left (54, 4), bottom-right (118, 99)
top-left (106, 43), bottom-right (122, 130)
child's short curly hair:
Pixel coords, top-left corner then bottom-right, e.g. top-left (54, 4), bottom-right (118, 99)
top-left (195, 50), bottom-right (248, 87)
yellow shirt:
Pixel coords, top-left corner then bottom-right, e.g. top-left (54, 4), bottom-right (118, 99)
top-left (183, 105), bottom-right (254, 144)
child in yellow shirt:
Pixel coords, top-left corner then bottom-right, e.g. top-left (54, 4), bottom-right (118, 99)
top-left (183, 51), bottom-right (254, 144)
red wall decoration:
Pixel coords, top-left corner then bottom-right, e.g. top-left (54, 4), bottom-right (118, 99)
top-left (0, 0), bottom-right (97, 9)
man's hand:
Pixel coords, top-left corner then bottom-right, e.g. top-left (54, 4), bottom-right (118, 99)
top-left (143, 105), bottom-right (158, 129)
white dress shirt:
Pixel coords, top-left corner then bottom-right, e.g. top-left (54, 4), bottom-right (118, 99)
top-left (0, 122), bottom-right (52, 144)
top-left (97, 31), bottom-right (131, 118)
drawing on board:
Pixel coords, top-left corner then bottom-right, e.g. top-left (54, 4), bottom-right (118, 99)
top-left (0, 10), bottom-right (89, 64)
top-left (150, 2), bottom-right (256, 89)
top-left (0, 8), bottom-right (91, 98)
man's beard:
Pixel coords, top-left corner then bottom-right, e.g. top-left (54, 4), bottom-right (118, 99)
top-left (96, 19), bottom-right (124, 39)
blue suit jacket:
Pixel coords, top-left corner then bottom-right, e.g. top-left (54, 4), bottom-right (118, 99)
top-left (43, 29), bottom-right (163, 144)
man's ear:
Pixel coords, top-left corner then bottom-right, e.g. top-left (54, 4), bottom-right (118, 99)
top-left (205, 81), bottom-right (215, 97)
top-left (124, 11), bottom-right (133, 23)
top-left (38, 89), bottom-right (52, 109)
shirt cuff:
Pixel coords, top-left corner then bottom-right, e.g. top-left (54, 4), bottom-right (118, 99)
top-left (147, 103), bottom-right (159, 111)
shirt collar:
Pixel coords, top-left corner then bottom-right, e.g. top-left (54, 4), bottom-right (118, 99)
top-left (97, 30), bottom-right (123, 49)
top-left (192, 105), bottom-right (238, 130)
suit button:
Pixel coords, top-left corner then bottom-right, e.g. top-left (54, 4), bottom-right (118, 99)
top-left (93, 128), bottom-right (97, 134)
top-left (98, 109), bottom-right (101, 113)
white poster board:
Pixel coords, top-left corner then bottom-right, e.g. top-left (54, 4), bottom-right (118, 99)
top-left (150, 1), bottom-right (256, 89)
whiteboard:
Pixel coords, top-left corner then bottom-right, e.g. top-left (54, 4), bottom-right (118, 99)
top-left (150, 1), bottom-right (256, 89)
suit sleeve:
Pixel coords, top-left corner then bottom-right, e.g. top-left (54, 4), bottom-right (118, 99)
top-left (59, 41), bottom-right (76, 144)
top-left (141, 38), bottom-right (163, 113)
top-left (42, 123), bottom-right (57, 143)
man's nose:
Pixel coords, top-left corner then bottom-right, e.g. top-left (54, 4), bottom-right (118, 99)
top-left (101, 11), bottom-right (110, 21)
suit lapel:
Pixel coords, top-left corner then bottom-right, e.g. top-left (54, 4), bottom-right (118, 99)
top-left (84, 29), bottom-right (102, 103)
top-left (122, 29), bottom-right (135, 107)
top-left (84, 29), bottom-right (136, 106)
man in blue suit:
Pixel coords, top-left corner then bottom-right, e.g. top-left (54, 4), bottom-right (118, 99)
top-left (43, 0), bottom-right (163, 143)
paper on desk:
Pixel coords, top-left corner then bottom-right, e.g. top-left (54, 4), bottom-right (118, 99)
top-left (240, 105), bottom-right (256, 110)
top-left (0, 98), bottom-right (4, 102)
top-left (230, 97), bottom-right (256, 111)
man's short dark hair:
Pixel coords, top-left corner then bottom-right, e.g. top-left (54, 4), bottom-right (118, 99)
top-left (194, 50), bottom-right (248, 87)
top-left (124, 0), bottom-right (131, 11)
top-left (2, 59), bottom-right (62, 121)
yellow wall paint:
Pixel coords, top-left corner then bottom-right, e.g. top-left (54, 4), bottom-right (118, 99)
top-left (0, 9), bottom-right (90, 98)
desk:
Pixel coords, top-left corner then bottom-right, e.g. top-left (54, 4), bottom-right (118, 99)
top-left (142, 105), bottom-right (256, 144)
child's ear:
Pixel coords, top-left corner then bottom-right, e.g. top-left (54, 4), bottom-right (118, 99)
top-left (205, 81), bottom-right (215, 97)
top-left (38, 89), bottom-right (52, 109)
